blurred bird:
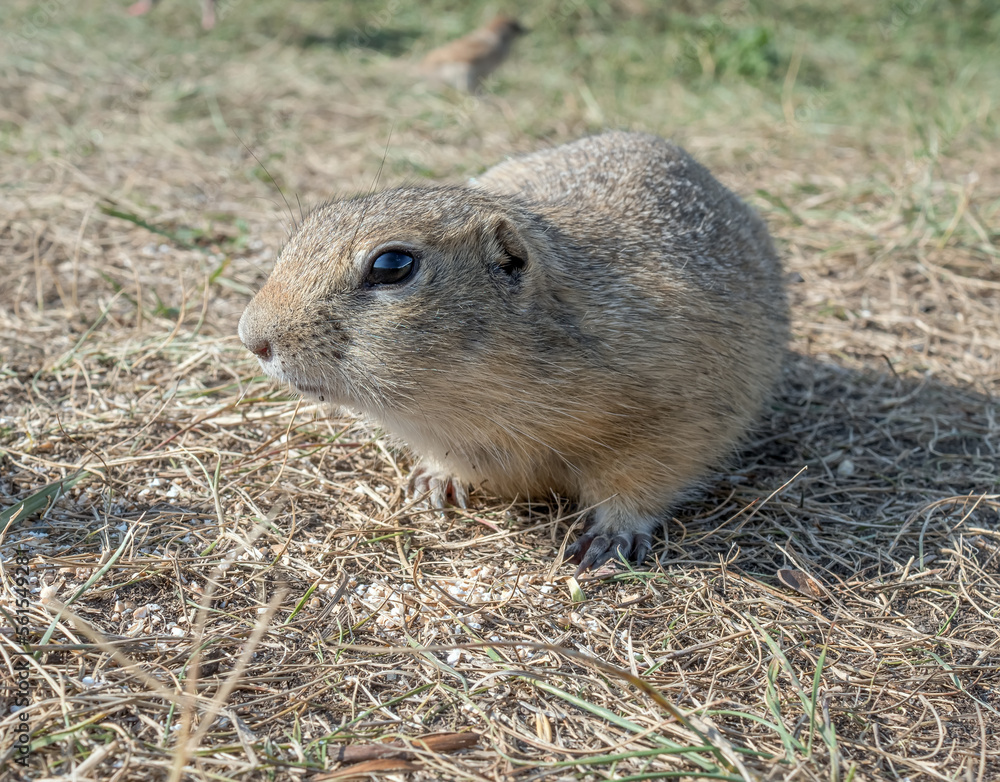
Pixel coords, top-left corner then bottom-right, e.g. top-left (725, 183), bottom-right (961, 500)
top-left (420, 15), bottom-right (526, 93)
top-left (127, 0), bottom-right (217, 30)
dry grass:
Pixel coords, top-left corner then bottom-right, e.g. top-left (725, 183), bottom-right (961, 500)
top-left (1, 1), bottom-right (999, 780)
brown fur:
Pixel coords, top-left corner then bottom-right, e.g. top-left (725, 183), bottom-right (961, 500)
top-left (239, 132), bottom-right (789, 569)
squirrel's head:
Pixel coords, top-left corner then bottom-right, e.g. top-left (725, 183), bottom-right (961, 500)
top-left (238, 187), bottom-right (550, 417)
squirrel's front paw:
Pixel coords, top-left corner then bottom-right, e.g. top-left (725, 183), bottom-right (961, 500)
top-left (565, 508), bottom-right (658, 574)
top-left (407, 464), bottom-right (469, 510)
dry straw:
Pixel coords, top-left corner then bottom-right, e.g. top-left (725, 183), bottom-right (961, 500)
top-left (1, 1), bottom-right (998, 779)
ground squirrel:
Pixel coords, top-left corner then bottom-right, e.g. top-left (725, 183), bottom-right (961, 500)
top-left (419, 15), bottom-right (526, 93)
top-left (239, 132), bottom-right (788, 571)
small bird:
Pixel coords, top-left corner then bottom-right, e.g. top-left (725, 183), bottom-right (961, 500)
top-left (420, 15), bottom-right (526, 93)
top-left (127, 0), bottom-right (217, 30)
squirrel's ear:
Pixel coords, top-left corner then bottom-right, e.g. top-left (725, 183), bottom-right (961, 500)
top-left (492, 217), bottom-right (528, 275)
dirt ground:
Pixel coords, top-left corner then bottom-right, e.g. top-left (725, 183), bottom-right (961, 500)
top-left (1, 1), bottom-right (998, 780)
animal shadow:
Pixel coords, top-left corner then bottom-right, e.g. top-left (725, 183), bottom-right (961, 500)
top-left (299, 27), bottom-right (421, 57)
top-left (672, 352), bottom-right (999, 581)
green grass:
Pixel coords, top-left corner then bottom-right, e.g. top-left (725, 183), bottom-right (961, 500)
top-left (2, 0), bottom-right (997, 161)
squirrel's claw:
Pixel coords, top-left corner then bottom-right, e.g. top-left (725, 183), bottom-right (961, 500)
top-left (566, 527), bottom-right (653, 574)
top-left (407, 465), bottom-right (469, 510)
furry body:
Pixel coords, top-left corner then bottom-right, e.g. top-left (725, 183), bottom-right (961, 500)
top-left (239, 132), bottom-right (788, 569)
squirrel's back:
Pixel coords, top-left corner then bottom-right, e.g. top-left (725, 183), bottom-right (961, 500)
top-left (474, 131), bottom-right (782, 298)
top-left (473, 131), bottom-right (787, 400)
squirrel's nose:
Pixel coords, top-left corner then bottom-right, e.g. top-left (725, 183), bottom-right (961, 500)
top-left (238, 304), bottom-right (274, 361)
top-left (244, 337), bottom-right (272, 361)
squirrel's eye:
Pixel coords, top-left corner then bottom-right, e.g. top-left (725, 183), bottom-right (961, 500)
top-left (366, 251), bottom-right (415, 286)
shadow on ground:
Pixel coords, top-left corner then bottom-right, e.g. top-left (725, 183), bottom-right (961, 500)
top-left (298, 27), bottom-right (422, 56)
top-left (666, 351), bottom-right (999, 584)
